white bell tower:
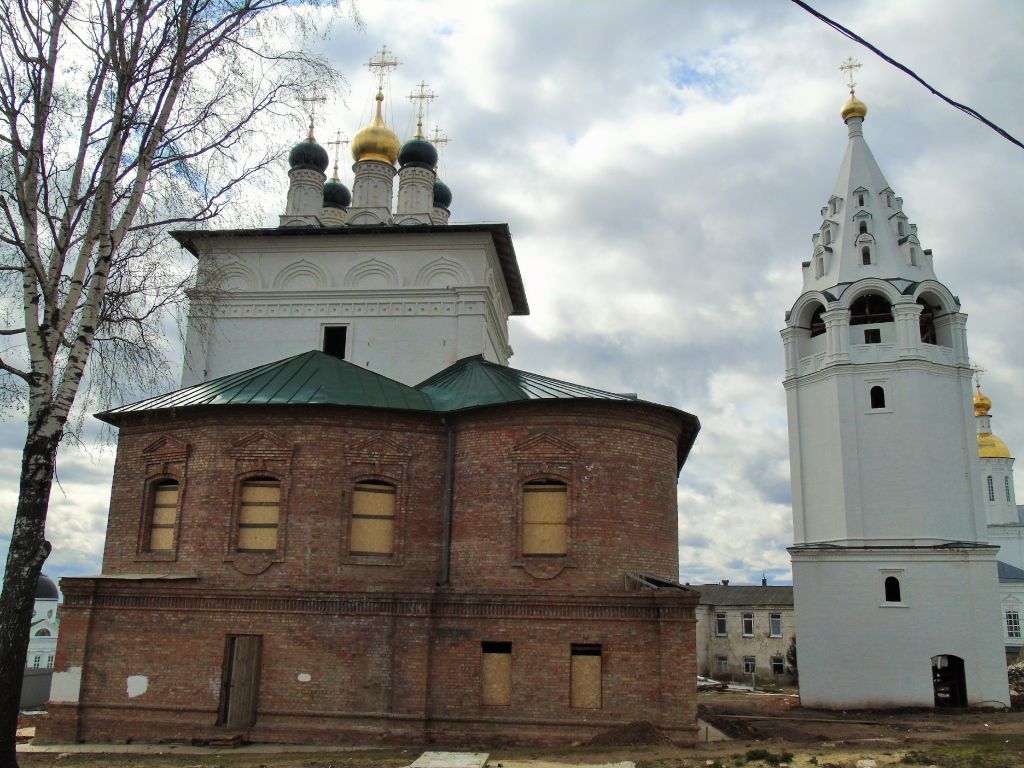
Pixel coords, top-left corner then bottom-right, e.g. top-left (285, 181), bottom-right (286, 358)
top-left (781, 63), bottom-right (1009, 708)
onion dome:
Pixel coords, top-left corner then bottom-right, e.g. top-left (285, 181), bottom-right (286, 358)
top-left (841, 95), bottom-right (868, 122)
top-left (399, 136), bottom-right (438, 169)
top-left (974, 388), bottom-right (992, 417)
top-left (35, 574), bottom-right (58, 600)
top-left (351, 91), bottom-right (400, 165)
top-left (433, 179), bottom-right (452, 209)
top-left (288, 130), bottom-right (330, 173)
top-left (323, 169), bottom-right (351, 209)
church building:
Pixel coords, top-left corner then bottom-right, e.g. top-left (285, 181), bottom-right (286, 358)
top-left (781, 74), bottom-right (1010, 708)
top-left (39, 55), bottom-right (702, 746)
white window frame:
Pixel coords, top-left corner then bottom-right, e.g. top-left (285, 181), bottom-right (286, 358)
top-left (742, 656), bottom-right (756, 675)
top-left (715, 612), bottom-right (727, 636)
top-left (715, 655), bottom-right (729, 674)
top-left (771, 656), bottom-right (785, 676)
top-left (769, 613), bottom-right (782, 638)
top-left (1008, 609), bottom-right (1022, 639)
top-left (741, 612), bottom-right (754, 637)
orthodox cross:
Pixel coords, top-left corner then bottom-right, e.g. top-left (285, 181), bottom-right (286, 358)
top-left (839, 56), bottom-right (861, 98)
top-left (326, 130), bottom-right (349, 179)
top-left (974, 363), bottom-right (987, 393)
top-left (367, 45), bottom-right (400, 92)
top-left (408, 81), bottom-right (437, 138)
top-left (299, 92), bottom-right (327, 139)
top-left (429, 125), bottom-right (449, 150)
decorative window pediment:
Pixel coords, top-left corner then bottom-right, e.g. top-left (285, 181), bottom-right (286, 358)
top-left (229, 430), bottom-right (294, 461)
top-left (346, 432), bottom-right (412, 461)
top-left (511, 433), bottom-right (580, 461)
top-left (852, 209), bottom-right (872, 221)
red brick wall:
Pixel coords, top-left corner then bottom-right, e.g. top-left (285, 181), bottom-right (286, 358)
top-left (40, 399), bottom-right (697, 746)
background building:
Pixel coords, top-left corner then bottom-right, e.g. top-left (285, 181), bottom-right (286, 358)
top-left (691, 579), bottom-right (794, 686)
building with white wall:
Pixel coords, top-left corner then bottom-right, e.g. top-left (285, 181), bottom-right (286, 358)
top-left (781, 85), bottom-right (1009, 708)
top-left (27, 574), bottom-right (58, 670)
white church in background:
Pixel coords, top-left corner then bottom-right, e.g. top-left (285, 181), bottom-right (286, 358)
top-left (781, 66), bottom-right (1010, 708)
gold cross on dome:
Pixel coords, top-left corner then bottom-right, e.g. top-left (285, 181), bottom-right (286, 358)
top-left (326, 130), bottom-right (349, 177)
top-left (299, 91), bottom-right (327, 139)
top-left (367, 45), bottom-right (400, 91)
top-left (840, 56), bottom-right (861, 97)
top-left (974, 363), bottom-right (987, 392)
top-left (429, 125), bottom-right (449, 149)
top-left (408, 81), bottom-right (437, 138)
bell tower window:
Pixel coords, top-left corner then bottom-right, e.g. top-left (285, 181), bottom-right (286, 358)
top-left (850, 294), bottom-right (892, 325)
top-left (809, 305), bottom-right (826, 338)
top-left (884, 576), bottom-right (901, 603)
top-left (870, 386), bottom-right (886, 409)
top-left (917, 299), bottom-right (936, 344)
top-left (323, 326), bottom-right (347, 359)
top-left (861, 246), bottom-right (871, 265)
top-left (858, 220), bottom-right (867, 235)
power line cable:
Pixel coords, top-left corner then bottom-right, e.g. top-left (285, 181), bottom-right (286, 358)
top-left (790, 0), bottom-right (1023, 151)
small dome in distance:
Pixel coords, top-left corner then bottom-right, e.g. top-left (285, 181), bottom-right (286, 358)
top-left (35, 574), bottom-right (59, 600)
top-left (323, 177), bottom-right (351, 209)
top-left (288, 133), bottom-right (330, 173)
top-left (433, 179), bottom-right (452, 209)
top-left (974, 388), bottom-right (992, 416)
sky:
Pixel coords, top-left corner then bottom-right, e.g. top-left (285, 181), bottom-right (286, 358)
top-left (2, 0), bottom-right (1023, 588)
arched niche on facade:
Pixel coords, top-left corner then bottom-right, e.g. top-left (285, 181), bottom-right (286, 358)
top-left (912, 283), bottom-right (960, 349)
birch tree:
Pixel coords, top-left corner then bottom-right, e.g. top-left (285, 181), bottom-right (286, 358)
top-left (0, 0), bottom-right (352, 761)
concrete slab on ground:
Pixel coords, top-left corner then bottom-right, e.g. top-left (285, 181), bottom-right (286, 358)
top-left (488, 762), bottom-right (634, 768)
top-left (410, 752), bottom-right (489, 768)
top-left (697, 718), bottom-right (729, 742)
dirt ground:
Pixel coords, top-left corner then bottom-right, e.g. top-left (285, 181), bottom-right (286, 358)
top-left (15, 691), bottom-right (1024, 768)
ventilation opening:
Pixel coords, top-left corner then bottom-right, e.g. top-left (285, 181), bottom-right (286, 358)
top-left (323, 326), bottom-right (347, 359)
top-left (884, 576), bottom-right (901, 602)
top-left (870, 386), bottom-right (886, 409)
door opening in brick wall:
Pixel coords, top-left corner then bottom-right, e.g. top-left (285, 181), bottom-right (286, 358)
top-left (219, 635), bottom-right (262, 729)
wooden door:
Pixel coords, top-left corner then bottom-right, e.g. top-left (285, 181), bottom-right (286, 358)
top-left (220, 635), bottom-right (261, 728)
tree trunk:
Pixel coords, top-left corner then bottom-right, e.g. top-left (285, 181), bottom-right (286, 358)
top-left (0, 421), bottom-right (60, 768)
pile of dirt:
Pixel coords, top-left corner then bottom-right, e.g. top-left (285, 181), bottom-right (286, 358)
top-left (587, 721), bottom-right (673, 747)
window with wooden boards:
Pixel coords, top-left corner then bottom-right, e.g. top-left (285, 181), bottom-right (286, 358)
top-left (147, 479), bottom-right (179, 551)
top-left (350, 480), bottom-right (397, 555)
top-left (522, 480), bottom-right (568, 556)
top-left (237, 477), bottom-right (280, 552)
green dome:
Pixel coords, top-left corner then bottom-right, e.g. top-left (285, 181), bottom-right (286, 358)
top-left (433, 179), bottom-right (452, 209)
top-left (323, 178), bottom-right (351, 209)
top-left (288, 138), bottom-right (329, 173)
top-left (398, 137), bottom-right (438, 169)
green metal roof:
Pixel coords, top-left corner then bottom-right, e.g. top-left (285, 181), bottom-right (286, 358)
top-left (417, 355), bottom-right (638, 411)
top-left (98, 352), bottom-right (700, 466)
top-left (98, 351), bottom-right (435, 420)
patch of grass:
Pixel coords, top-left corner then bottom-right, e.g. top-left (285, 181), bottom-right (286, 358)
top-left (900, 751), bottom-right (935, 765)
top-left (740, 748), bottom-right (794, 766)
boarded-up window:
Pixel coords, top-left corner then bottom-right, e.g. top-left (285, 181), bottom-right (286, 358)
top-left (481, 641), bottom-right (512, 706)
top-left (350, 480), bottom-right (396, 555)
top-left (522, 480), bottom-right (567, 556)
top-left (570, 644), bottom-right (602, 709)
top-left (237, 478), bottom-right (280, 552)
top-left (148, 480), bottom-right (179, 551)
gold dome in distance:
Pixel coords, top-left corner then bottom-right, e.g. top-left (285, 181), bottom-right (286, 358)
top-left (974, 386), bottom-right (1012, 458)
top-left (841, 95), bottom-right (868, 122)
top-left (351, 91), bottom-right (400, 165)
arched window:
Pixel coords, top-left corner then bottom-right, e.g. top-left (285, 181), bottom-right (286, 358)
top-left (522, 479), bottom-right (568, 556)
top-left (917, 298), bottom-right (936, 344)
top-left (34, 628), bottom-right (51, 637)
top-left (884, 576), bottom-right (901, 602)
top-left (987, 475), bottom-right (995, 502)
top-left (147, 479), bottom-right (179, 552)
top-left (861, 246), bottom-right (871, 265)
top-left (898, 220), bottom-right (906, 236)
top-left (237, 477), bottom-right (280, 552)
top-left (850, 294), bottom-right (893, 325)
top-left (822, 228), bottom-right (831, 246)
top-left (909, 246), bottom-right (918, 266)
top-left (858, 220), bottom-right (867, 235)
top-left (809, 305), bottom-right (826, 338)
top-left (870, 386), bottom-right (886, 409)
top-left (815, 255), bottom-right (824, 278)
top-left (350, 480), bottom-right (397, 556)
top-left (857, 192), bottom-right (865, 206)
top-left (886, 192), bottom-right (894, 207)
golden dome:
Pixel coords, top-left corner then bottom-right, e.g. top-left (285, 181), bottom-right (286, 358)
top-left (841, 96), bottom-right (868, 122)
top-left (351, 91), bottom-right (400, 165)
top-left (979, 432), bottom-right (1012, 459)
top-left (973, 389), bottom-right (992, 416)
